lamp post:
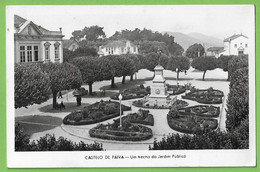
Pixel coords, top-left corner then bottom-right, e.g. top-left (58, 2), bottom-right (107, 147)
top-left (176, 68), bottom-right (179, 85)
top-left (118, 93), bottom-right (123, 127)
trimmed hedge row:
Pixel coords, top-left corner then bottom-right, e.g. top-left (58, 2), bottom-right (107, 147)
top-left (167, 114), bottom-right (218, 134)
top-left (89, 126), bottom-right (153, 141)
top-left (178, 105), bottom-right (220, 118)
top-left (63, 112), bottom-right (120, 125)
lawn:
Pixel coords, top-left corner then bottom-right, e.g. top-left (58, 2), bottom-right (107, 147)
top-left (15, 115), bottom-right (62, 136)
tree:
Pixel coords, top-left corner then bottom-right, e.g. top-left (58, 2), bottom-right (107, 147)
top-left (228, 55), bottom-right (248, 80)
top-left (168, 42), bottom-right (184, 56)
top-left (82, 25), bottom-right (106, 41)
top-left (186, 43), bottom-right (205, 59)
top-left (143, 52), bottom-right (169, 71)
top-left (191, 56), bottom-right (217, 80)
top-left (15, 63), bottom-right (51, 109)
top-left (138, 40), bottom-right (169, 55)
top-left (117, 56), bottom-right (136, 84)
top-left (71, 30), bottom-right (84, 41)
top-left (217, 55), bottom-right (233, 80)
top-left (226, 67), bottom-right (248, 131)
top-left (123, 54), bottom-right (141, 80)
top-left (40, 62), bottom-right (82, 109)
top-left (97, 55), bottom-right (116, 87)
top-left (63, 48), bottom-right (74, 62)
top-left (167, 56), bottom-right (190, 80)
top-left (71, 57), bottom-right (100, 94)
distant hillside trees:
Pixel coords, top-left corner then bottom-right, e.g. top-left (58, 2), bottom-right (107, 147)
top-left (191, 56), bottom-right (217, 80)
top-left (15, 63), bottom-right (51, 109)
top-left (167, 56), bottom-right (190, 80)
top-left (109, 28), bottom-right (184, 56)
top-left (186, 43), bottom-right (205, 58)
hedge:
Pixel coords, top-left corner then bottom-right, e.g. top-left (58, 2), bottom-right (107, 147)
top-left (89, 127), bottom-right (153, 141)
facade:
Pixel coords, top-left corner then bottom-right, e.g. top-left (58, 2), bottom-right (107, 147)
top-left (14, 15), bottom-right (64, 64)
top-left (98, 40), bottom-right (138, 56)
top-left (63, 39), bottom-right (79, 51)
top-left (207, 34), bottom-right (248, 58)
top-left (206, 47), bottom-right (225, 58)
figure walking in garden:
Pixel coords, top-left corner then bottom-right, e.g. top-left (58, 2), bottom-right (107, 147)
top-left (58, 91), bottom-right (63, 98)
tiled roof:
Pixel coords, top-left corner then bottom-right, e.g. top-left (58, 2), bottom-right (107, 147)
top-left (207, 47), bottom-right (224, 52)
top-left (103, 40), bottom-right (137, 48)
top-left (14, 14), bottom-right (63, 36)
top-left (224, 34), bottom-right (248, 42)
top-left (63, 39), bottom-right (79, 48)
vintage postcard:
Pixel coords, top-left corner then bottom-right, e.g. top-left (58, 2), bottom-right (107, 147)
top-left (6, 5), bottom-right (256, 167)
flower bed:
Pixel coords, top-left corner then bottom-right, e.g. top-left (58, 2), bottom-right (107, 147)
top-left (73, 87), bottom-right (88, 96)
top-left (166, 84), bottom-right (186, 95)
top-left (167, 108), bottom-right (218, 134)
top-left (178, 105), bottom-right (220, 118)
top-left (182, 87), bottom-right (224, 104)
top-left (89, 120), bottom-right (153, 141)
top-left (172, 100), bottom-right (189, 109)
top-left (122, 109), bottom-right (154, 126)
top-left (111, 84), bottom-right (150, 100)
top-left (63, 100), bottom-right (131, 125)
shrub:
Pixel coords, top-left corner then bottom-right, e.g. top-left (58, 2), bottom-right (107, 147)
top-left (226, 67), bottom-right (248, 131)
top-left (15, 124), bottom-right (103, 151)
top-left (104, 103), bottom-right (117, 115)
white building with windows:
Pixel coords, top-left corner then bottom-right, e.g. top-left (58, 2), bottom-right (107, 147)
top-left (14, 15), bottom-right (64, 64)
top-left (98, 40), bottom-right (138, 56)
top-left (207, 34), bottom-right (248, 57)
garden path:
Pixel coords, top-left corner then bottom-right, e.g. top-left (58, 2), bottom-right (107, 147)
top-left (15, 68), bottom-right (229, 150)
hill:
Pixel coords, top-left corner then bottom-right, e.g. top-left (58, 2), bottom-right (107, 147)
top-left (163, 31), bottom-right (223, 51)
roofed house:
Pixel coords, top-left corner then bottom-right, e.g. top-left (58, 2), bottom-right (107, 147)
top-left (206, 47), bottom-right (224, 58)
top-left (98, 40), bottom-right (138, 56)
top-left (207, 34), bottom-right (248, 57)
top-left (14, 15), bottom-right (64, 63)
top-left (63, 39), bottom-right (79, 51)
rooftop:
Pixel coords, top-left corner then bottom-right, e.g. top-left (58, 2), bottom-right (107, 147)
top-left (14, 14), bottom-right (63, 36)
top-left (224, 34), bottom-right (248, 42)
top-left (102, 40), bottom-right (137, 48)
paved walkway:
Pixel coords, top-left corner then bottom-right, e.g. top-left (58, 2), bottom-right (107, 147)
top-left (15, 68), bottom-right (229, 150)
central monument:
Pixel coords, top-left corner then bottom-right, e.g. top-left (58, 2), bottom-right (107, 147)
top-left (148, 65), bottom-right (171, 107)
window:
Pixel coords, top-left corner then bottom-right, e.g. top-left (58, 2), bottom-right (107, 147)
top-left (121, 47), bottom-right (124, 52)
top-left (133, 47), bottom-right (136, 52)
top-left (44, 42), bottom-right (51, 60)
top-left (245, 44), bottom-right (248, 48)
top-left (54, 42), bottom-right (60, 59)
top-left (234, 44), bottom-right (237, 48)
top-left (20, 46), bottom-right (25, 62)
top-left (27, 46), bottom-right (32, 62)
top-left (34, 46), bottom-right (39, 61)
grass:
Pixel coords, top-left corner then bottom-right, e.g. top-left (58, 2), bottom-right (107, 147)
top-left (38, 102), bottom-right (90, 113)
top-left (15, 115), bottom-right (63, 136)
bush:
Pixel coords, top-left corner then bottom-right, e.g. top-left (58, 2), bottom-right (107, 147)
top-left (226, 67), bottom-right (248, 131)
top-left (89, 122), bottom-right (153, 141)
top-left (15, 124), bottom-right (103, 151)
top-left (104, 103), bottom-right (117, 115)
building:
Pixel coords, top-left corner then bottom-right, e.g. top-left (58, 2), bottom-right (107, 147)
top-left (14, 15), bottom-right (64, 63)
top-left (98, 40), bottom-right (138, 56)
top-left (207, 34), bottom-right (248, 57)
top-left (63, 39), bottom-right (79, 51)
top-left (206, 47), bottom-right (225, 58)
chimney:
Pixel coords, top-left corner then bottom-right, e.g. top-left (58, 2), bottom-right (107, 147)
top-left (59, 27), bottom-right (62, 32)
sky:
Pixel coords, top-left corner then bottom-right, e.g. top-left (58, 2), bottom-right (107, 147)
top-left (8, 5), bottom-right (254, 40)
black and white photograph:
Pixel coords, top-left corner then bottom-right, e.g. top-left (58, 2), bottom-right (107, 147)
top-left (6, 5), bottom-right (255, 167)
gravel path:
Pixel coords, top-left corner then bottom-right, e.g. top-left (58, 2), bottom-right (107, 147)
top-left (15, 68), bottom-right (229, 150)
